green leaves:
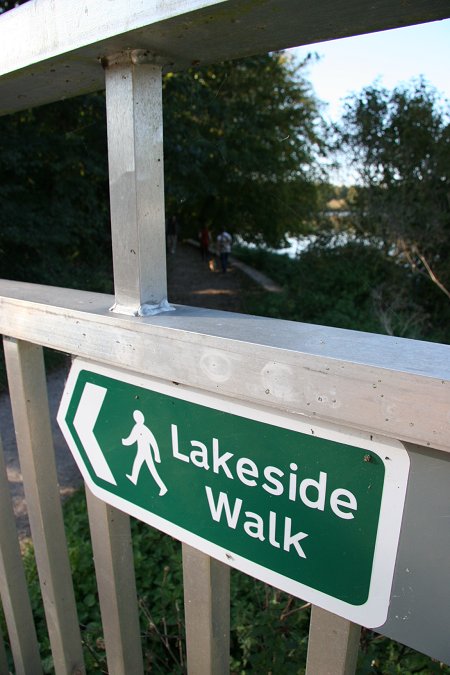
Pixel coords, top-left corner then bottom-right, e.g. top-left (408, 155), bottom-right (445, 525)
top-left (10, 486), bottom-right (450, 672)
top-left (163, 54), bottom-right (323, 247)
top-left (234, 238), bottom-right (449, 343)
top-left (0, 53), bottom-right (323, 288)
top-left (0, 94), bottom-right (112, 290)
top-left (336, 80), bottom-right (450, 306)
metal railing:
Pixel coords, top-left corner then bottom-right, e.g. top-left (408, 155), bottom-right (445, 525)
top-left (1, 1), bottom-right (450, 673)
top-left (1, 281), bottom-right (449, 673)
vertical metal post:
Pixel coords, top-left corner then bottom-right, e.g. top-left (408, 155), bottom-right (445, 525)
top-left (182, 544), bottom-right (230, 675)
top-left (85, 488), bottom-right (144, 674)
top-left (105, 50), bottom-right (167, 316)
top-left (85, 48), bottom-right (171, 675)
top-left (0, 432), bottom-right (42, 675)
top-left (3, 338), bottom-right (85, 675)
top-left (306, 605), bottom-right (361, 675)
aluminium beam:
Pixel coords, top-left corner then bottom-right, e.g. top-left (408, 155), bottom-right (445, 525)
top-left (182, 544), bottom-right (230, 675)
top-left (306, 606), bottom-right (360, 675)
top-left (0, 0), bottom-right (449, 115)
top-left (105, 55), bottom-right (167, 314)
top-left (3, 338), bottom-right (85, 674)
top-left (0, 280), bottom-right (449, 454)
top-left (85, 488), bottom-right (144, 675)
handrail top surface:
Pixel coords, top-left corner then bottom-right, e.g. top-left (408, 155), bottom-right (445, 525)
top-left (1, 278), bottom-right (449, 381)
top-left (2, 279), bottom-right (449, 453)
top-left (0, 0), bottom-right (449, 115)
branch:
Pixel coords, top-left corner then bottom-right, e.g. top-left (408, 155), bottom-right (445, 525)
top-left (414, 247), bottom-right (450, 302)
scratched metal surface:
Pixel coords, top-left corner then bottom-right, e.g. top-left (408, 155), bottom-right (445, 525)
top-left (379, 444), bottom-right (450, 662)
top-left (0, 0), bottom-right (449, 115)
top-left (1, 282), bottom-right (449, 455)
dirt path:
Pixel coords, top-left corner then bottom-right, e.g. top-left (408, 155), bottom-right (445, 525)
top-left (167, 241), bottom-right (251, 312)
top-left (1, 243), bottom-right (259, 537)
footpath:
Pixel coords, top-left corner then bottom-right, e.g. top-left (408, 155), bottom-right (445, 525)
top-left (167, 240), bottom-right (280, 310)
top-left (2, 242), bottom-right (279, 537)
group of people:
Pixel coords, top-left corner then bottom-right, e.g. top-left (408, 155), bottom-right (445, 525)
top-left (166, 214), bottom-right (233, 273)
top-left (199, 225), bottom-right (232, 273)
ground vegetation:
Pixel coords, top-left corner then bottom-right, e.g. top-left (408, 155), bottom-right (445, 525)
top-left (6, 489), bottom-right (448, 674)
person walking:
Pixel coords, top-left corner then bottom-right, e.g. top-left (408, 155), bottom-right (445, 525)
top-left (216, 228), bottom-right (232, 273)
top-left (166, 215), bottom-right (179, 255)
top-left (199, 225), bottom-right (211, 262)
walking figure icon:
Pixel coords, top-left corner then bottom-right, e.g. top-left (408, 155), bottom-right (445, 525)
top-left (122, 410), bottom-right (168, 496)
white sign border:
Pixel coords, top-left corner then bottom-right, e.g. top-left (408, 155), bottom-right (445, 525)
top-left (57, 358), bottom-right (410, 628)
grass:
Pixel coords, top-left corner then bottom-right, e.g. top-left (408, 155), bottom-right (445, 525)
top-left (1, 489), bottom-right (447, 673)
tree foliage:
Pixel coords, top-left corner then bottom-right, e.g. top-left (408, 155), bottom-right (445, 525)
top-left (0, 51), bottom-right (323, 289)
top-left (163, 53), bottom-right (323, 247)
top-left (10, 487), bottom-right (450, 673)
top-left (1, 1), bottom-right (111, 289)
top-left (236, 238), bottom-right (435, 340)
top-left (0, 0), bottom-right (28, 14)
top-left (0, 95), bottom-right (112, 289)
top-left (337, 80), bottom-right (450, 302)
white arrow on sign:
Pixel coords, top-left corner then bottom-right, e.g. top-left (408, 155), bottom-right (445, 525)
top-left (72, 382), bottom-right (117, 485)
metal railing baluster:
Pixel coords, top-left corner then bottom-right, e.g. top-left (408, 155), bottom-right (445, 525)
top-left (306, 605), bottom-right (361, 675)
top-left (85, 488), bottom-right (144, 674)
top-left (182, 544), bottom-right (230, 674)
top-left (0, 432), bottom-right (42, 674)
top-left (3, 338), bottom-right (84, 675)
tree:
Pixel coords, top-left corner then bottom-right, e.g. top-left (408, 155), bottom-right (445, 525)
top-left (0, 50), bottom-right (324, 288)
top-left (0, 0), bottom-right (27, 14)
top-left (336, 80), bottom-right (450, 302)
top-left (163, 53), bottom-right (324, 247)
top-left (0, 94), bottom-right (112, 290)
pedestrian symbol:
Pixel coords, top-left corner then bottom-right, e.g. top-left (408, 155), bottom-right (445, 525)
top-left (123, 410), bottom-right (168, 495)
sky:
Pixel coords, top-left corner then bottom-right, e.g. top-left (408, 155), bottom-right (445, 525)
top-left (289, 18), bottom-right (450, 124)
top-left (286, 18), bottom-right (450, 185)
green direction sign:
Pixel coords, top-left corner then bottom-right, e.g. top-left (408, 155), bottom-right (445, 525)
top-left (58, 359), bottom-right (409, 628)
